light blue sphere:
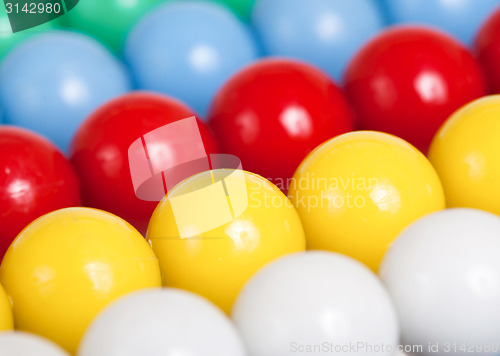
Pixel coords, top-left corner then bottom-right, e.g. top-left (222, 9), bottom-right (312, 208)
top-left (380, 0), bottom-right (500, 45)
top-left (125, 1), bottom-right (260, 119)
top-left (0, 31), bottom-right (131, 152)
top-left (252, 0), bottom-right (384, 82)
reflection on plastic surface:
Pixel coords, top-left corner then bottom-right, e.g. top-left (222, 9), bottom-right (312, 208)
top-left (128, 117), bottom-right (248, 238)
top-left (128, 116), bottom-right (209, 201)
top-left (169, 160), bottom-right (247, 239)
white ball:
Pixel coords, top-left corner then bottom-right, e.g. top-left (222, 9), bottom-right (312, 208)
top-left (77, 288), bottom-right (246, 356)
top-left (232, 251), bottom-right (399, 356)
top-left (380, 208), bottom-right (500, 356)
top-left (0, 332), bottom-right (70, 356)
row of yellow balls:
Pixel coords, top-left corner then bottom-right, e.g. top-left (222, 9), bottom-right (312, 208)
top-left (0, 95), bottom-right (498, 354)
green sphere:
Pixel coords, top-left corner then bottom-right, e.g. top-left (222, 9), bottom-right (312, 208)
top-left (208, 0), bottom-right (255, 21)
top-left (0, 2), bottom-right (56, 60)
top-left (60, 0), bottom-right (168, 52)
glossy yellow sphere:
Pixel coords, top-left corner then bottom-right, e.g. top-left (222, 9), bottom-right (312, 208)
top-left (147, 169), bottom-right (305, 313)
top-left (429, 95), bottom-right (500, 214)
top-left (0, 207), bottom-right (162, 354)
top-left (289, 131), bottom-right (445, 271)
top-left (0, 283), bottom-right (13, 331)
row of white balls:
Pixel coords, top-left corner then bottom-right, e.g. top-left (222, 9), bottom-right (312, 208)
top-left (1, 208), bottom-right (499, 356)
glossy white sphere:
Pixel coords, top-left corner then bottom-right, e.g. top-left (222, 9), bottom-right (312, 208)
top-left (380, 208), bottom-right (500, 356)
top-left (0, 332), bottom-right (70, 356)
top-left (77, 288), bottom-right (246, 356)
top-left (232, 251), bottom-right (399, 356)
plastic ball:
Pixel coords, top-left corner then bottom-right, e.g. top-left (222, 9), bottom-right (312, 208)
top-left (0, 2), bottom-right (55, 59)
top-left (380, 208), bottom-right (500, 355)
top-left (252, 0), bottom-right (384, 81)
top-left (232, 251), bottom-right (399, 356)
top-left (208, 58), bottom-right (354, 188)
top-left (147, 169), bottom-right (306, 313)
top-left (428, 96), bottom-right (500, 214)
top-left (0, 126), bottom-right (80, 261)
top-left (60, 0), bottom-right (167, 52)
top-left (78, 288), bottom-right (246, 356)
top-left (380, 0), bottom-right (500, 45)
top-left (0, 31), bottom-right (131, 152)
top-left (0, 207), bottom-right (162, 354)
top-left (0, 332), bottom-right (70, 356)
top-left (0, 283), bottom-right (13, 331)
top-left (475, 7), bottom-right (500, 93)
top-left (343, 26), bottom-right (486, 153)
top-left (209, 0), bottom-right (255, 21)
top-left (70, 91), bottom-right (218, 234)
top-left (125, 1), bottom-right (259, 118)
top-left (288, 131), bottom-right (445, 271)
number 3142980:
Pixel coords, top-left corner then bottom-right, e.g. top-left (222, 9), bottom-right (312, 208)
top-left (5, 2), bottom-right (61, 14)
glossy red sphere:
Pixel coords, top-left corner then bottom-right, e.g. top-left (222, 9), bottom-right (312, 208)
top-left (208, 58), bottom-right (354, 190)
top-left (343, 26), bottom-right (486, 153)
top-left (69, 92), bottom-right (218, 234)
top-left (475, 8), bottom-right (500, 93)
top-left (0, 126), bottom-right (80, 260)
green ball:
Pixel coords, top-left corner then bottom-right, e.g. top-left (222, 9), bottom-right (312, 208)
top-left (208, 0), bottom-right (255, 21)
top-left (0, 2), bottom-right (56, 60)
top-left (60, 0), bottom-right (168, 52)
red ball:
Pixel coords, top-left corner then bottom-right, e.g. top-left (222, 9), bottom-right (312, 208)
top-left (69, 92), bottom-right (218, 234)
top-left (208, 58), bottom-right (354, 189)
top-left (475, 8), bottom-right (500, 93)
top-left (343, 26), bottom-right (486, 153)
top-left (0, 126), bottom-right (80, 260)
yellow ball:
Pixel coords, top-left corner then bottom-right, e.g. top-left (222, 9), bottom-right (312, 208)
top-left (0, 207), bottom-right (162, 354)
top-left (0, 283), bottom-right (13, 331)
top-left (147, 169), bottom-right (305, 313)
top-left (429, 95), bottom-right (500, 214)
top-left (288, 131), bottom-right (445, 271)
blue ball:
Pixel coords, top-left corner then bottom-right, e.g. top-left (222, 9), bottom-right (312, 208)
top-left (125, 1), bottom-right (259, 119)
top-left (381, 0), bottom-right (500, 45)
top-left (252, 0), bottom-right (384, 82)
top-left (0, 31), bottom-right (131, 152)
